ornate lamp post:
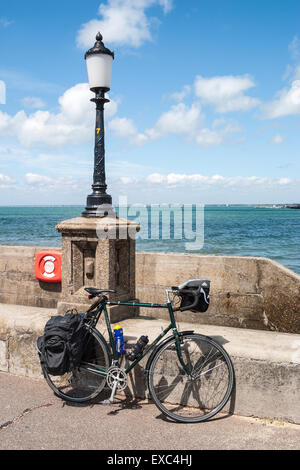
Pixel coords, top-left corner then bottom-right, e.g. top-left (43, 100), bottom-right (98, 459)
top-left (82, 32), bottom-right (114, 218)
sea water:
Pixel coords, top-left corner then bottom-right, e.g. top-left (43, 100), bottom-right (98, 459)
top-left (0, 205), bottom-right (299, 274)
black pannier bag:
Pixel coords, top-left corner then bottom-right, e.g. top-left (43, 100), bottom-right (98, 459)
top-left (178, 279), bottom-right (210, 313)
top-left (37, 313), bottom-right (85, 376)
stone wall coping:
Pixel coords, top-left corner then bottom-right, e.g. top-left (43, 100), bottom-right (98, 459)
top-left (0, 304), bottom-right (299, 364)
top-left (0, 245), bottom-right (59, 254)
top-left (136, 252), bottom-right (300, 281)
top-left (56, 216), bottom-right (141, 233)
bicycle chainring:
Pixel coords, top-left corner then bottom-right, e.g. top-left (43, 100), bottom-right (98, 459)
top-left (106, 366), bottom-right (128, 392)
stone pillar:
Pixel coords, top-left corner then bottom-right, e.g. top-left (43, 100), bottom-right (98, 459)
top-left (56, 216), bottom-right (139, 322)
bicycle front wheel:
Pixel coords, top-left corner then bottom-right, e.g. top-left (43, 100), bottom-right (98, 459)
top-left (148, 333), bottom-right (234, 423)
top-left (42, 325), bottom-right (110, 403)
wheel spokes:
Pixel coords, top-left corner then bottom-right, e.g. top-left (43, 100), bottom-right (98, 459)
top-left (149, 335), bottom-right (233, 421)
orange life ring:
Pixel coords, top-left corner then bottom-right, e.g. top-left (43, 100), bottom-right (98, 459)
top-left (35, 251), bottom-right (62, 283)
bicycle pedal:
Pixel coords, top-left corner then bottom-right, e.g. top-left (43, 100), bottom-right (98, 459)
top-left (101, 399), bottom-right (115, 406)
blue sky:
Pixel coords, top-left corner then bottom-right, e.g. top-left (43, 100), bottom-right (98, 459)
top-left (0, 0), bottom-right (300, 205)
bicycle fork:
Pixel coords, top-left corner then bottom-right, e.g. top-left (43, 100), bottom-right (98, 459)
top-left (167, 300), bottom-right (194, 379)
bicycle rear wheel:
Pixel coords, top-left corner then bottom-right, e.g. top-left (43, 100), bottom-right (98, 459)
top-left (42, 325), bottom-right (110, 403)
top-left (148, 333), bottom-right (234, 423)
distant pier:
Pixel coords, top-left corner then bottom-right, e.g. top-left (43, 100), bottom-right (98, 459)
top-left (254, 204), bottom-right (300, 209)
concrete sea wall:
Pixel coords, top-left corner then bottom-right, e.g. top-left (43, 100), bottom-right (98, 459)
top-left (136, 253), bottom-right (300, 334)
top-left (0, 245), bottom-right (299, 333)
top-left (0, 246), bottom-right (61, 308)
top-left (0, 245), bottom-right (300, 424)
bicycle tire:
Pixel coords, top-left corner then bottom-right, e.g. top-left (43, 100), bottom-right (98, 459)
top-left (42, 325), bottom-right (111, 403)
top-left (147, 333), bottom-right (234, 423)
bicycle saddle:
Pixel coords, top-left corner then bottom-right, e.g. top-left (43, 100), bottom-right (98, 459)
top-left (85, 287), bottom-right (117, 297)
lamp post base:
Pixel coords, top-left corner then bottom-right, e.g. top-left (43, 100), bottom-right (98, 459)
top-left (56, 215), bottom-right (139, 321)
top-left (82, 191), bottom-right (115, 218)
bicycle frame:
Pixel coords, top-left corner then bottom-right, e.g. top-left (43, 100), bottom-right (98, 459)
top-left (82, 294), bottom-right (193, 378)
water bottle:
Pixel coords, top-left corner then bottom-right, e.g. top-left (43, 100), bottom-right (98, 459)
top-left (113, 324), bottom-right (125, 354)
top-left (126, 335), bottom-right (149, 361)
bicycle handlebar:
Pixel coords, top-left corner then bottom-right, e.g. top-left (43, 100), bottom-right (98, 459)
top-left (171, 287), bottom-right (199, 312)
top-left (178, 288), bottom-right (198, 312)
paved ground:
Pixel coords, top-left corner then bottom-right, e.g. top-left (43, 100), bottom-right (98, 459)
top-left (0, 371), bottom-right (299, 451)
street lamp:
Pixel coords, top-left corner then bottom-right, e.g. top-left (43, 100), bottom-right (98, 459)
top-left (82, 32), bottom-right (114, 218)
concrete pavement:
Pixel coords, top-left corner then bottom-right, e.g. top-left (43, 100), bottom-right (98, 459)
top-left (0, 371), bottom-right (299, 451)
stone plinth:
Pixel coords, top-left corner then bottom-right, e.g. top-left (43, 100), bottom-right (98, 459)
top-left (56, 216), bottom-right (140, 321)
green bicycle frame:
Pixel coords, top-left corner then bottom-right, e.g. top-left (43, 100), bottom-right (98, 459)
top-left (82, 298), bottom-right (193, 378)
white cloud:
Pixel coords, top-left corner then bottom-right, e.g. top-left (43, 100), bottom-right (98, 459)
top-left (196, 120), bottom-right (241, 147)
top-left (170, 85), bottom-right (191, 102)
top-left (109, 102), bottom-right (240, 147)
top-left (294, 65), bottom-right (300, 80)
top-left (21, 97), bottom-right (46, 109)
top-left (145, 102), bottom-right (202, 140)
top-left (278, 178), bottom-right (292, 185)
top-left (108, 74), bottom-right (254, 148)
top-left (0, 80), bottom-right (5, 104)
top-left (25, 173), bottom-right (54, 186)
top-left (194, 129), bottom-right (225, 147)
top-left (77, 0), bottom-right (173, 49)
top-left (0, 173), bottom-right (15, 187)
top-left (262, 37), bottom-right (300, 119)
top-left (23, 171), bottom-right (293, 192)
top-left (145, 103), bottom-right (240, 146)
top-left (108, 117), bottom-right (148, 146)
top-left (262, 80), bottom-right (300, 119)
top-left (145, 173), bottom-right (296, 188)
top-left (270, 133), bottom-right (284, 144)
top-left (283, 64), bottom-right (300, 82)
top-left (0, 83), bottom-right (118, 147)
top-left (289, 35), bottom-right (300, 60)
top-left (0, 145), bottom-right (29, 159)
top-left (25, 172), bottom-right (87, 190)
top-left (194, 75), bottom-right (260, 113)
top-left (146, 173), bottom-right (166, 184)
top-left (120, 176), bottom-right (134, 184)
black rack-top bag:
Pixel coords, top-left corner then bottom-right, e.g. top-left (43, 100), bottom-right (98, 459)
top-left (37, 313), bottom-right (85, 376)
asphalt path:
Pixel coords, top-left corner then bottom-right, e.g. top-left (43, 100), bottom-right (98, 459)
top-left (0, 371), bottom-right (299, 452)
